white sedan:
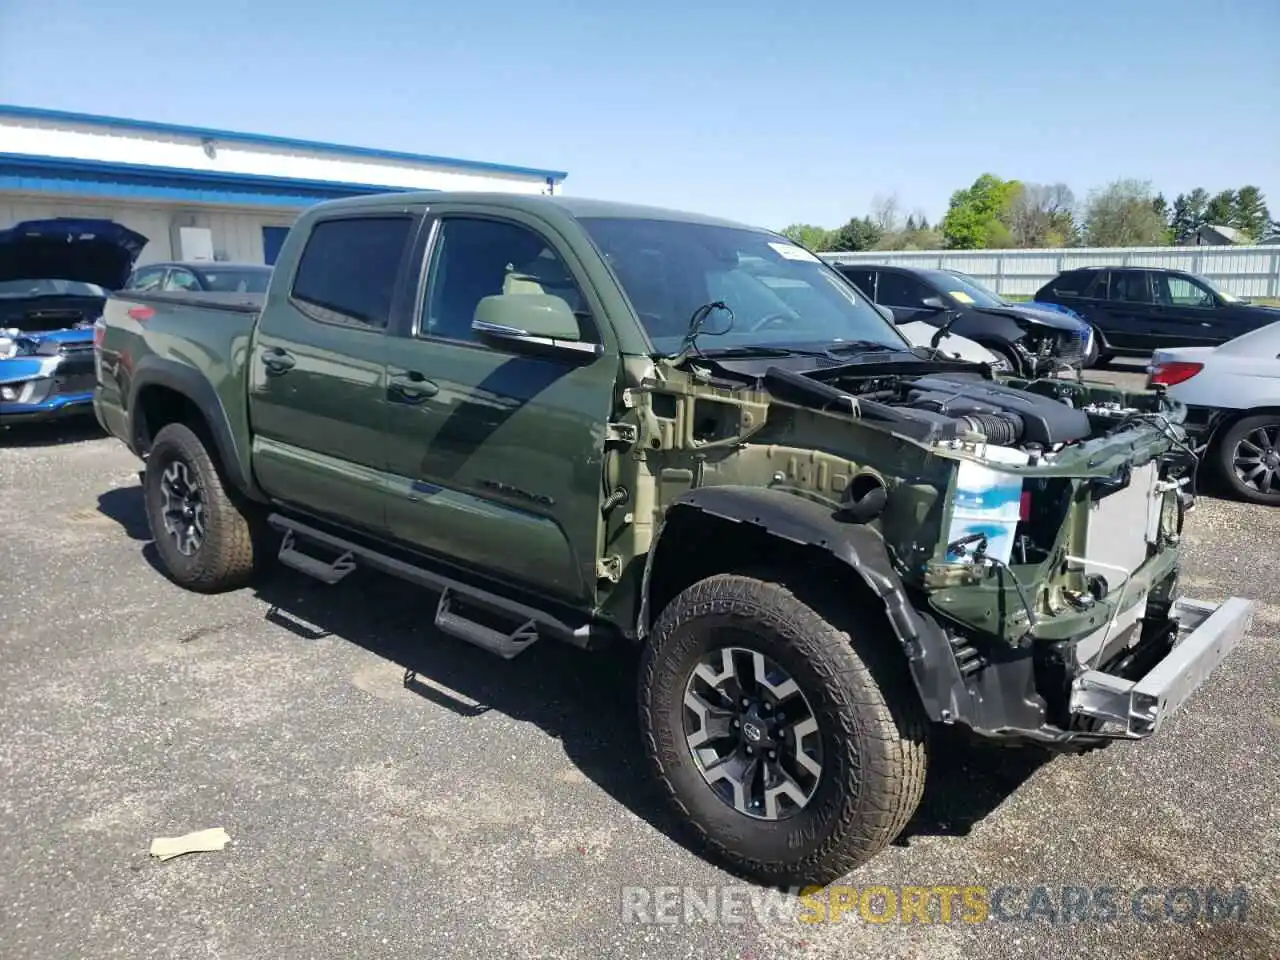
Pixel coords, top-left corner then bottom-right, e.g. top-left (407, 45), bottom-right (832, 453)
top-left (1148, 320), bottom-right (1280, 505)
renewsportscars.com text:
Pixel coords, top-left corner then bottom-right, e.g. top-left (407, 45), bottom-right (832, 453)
top-left (620, 883), bottom-right (1250, 926)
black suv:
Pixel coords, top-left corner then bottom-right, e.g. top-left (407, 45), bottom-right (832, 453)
top-left (834, 264), bottom-right (1088, 377)
top-left (1032, 266), bottom-right (1280, 365)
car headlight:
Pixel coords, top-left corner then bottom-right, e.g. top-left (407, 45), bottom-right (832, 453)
top-left (0, 331), bottom-right (37, 359)
top-left (1008, 319), bottom-right (1048, 351)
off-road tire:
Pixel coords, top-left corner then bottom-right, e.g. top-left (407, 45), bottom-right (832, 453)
top-left (639, 571), bottom-right (929, 887)
top-left (1214, 413), bottom-right (1280, 506)
top-left (143, 422), bottom-right (263, 592)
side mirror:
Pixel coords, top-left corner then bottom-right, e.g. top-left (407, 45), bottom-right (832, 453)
top-left (920, 296), bottom-right (947, 311)
top-left (874, 303), bottom-right (897, 324)
top-left (471, 294), bottom-right (600, 358)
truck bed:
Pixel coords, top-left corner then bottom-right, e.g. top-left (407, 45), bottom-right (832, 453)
top-left (95, 289), bottom-right (262, 461)
top-left (108, 289), bottom-right (265, 313)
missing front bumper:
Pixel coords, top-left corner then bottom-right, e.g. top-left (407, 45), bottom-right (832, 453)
top-left (1069, 596), bottom-right (1254, 738)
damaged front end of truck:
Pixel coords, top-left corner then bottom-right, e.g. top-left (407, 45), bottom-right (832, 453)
top-left (626, 348), bottom-right (1254, 751)
top-left (904, 374), bottom-right (1253, 748)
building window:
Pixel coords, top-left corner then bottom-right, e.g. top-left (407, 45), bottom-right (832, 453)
top-left (262, 226), bottom-right (290, 266)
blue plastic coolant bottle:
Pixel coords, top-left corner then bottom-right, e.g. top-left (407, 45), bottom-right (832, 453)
top-left (945, 451), bottom-right (1028, 566)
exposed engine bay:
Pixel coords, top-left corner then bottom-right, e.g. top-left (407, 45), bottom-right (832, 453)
top-left (0, 295), bottom-right (102, 335)
top-left (760, 364), bottom-right (1150, 454)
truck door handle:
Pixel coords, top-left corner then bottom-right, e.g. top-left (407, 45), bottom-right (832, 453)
top-left (261, 347), bottom-right (295, 375)
top-left (388, 372), bottom-right (438, 403)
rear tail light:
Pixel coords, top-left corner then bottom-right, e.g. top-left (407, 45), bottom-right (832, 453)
top-left (1148, 361), bottom-right (1203, 387)
top-left (127, 305), bottom-right (155, 322)
top-left (93, 317), bottom-right (105, 349)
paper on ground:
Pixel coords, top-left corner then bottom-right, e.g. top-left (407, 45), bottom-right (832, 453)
top-left (149, 827), bottom-right (231, 861)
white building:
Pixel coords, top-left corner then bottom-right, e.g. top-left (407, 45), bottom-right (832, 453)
top-left (0, 105), bottom-right (568, 267)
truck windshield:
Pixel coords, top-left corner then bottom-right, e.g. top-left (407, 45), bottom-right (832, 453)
top-left (578, 217), bottom-right (908, 355)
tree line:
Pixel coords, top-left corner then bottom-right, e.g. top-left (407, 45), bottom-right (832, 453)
top-left (782, 176), bottom-right (1277, 253)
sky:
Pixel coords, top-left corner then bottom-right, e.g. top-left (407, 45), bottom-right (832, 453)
top-left (1, 0), bottom-right (1277, 230)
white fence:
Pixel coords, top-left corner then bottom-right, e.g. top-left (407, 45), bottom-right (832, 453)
top-left (818, 244), bottom-right (1280, 299)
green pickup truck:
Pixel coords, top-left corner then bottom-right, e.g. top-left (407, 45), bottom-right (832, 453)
top-left (94, 192), bottom-right (1253, 886)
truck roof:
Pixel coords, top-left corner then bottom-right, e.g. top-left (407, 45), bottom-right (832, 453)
top-left (306, 191), bottom-right (763, 232)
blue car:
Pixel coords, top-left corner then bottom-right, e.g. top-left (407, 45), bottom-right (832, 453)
top-left (1022, 299), bottom-right (1095, 365)
top-left (0, 218), bottom-right (147, 424)
top-left (935, 269), bottom-right (1095, 365)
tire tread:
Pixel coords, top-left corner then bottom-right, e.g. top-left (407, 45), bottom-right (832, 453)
top-left (639, 569), bottom-right (928, 886)
top-left (144, 422), bottom-right (261, 592)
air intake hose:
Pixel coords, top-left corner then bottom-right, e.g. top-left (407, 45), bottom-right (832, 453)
top-left (961, 412), bottom-right (1023, 446)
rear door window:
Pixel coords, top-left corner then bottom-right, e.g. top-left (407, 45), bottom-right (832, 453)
top-left (127, 266), bottom-right (166, 291)
top-left (162, 269), bottom-right (201, 292)
top-left (1109, 270), bottom-right (1153, 304)
top-left (1082, 271), bottom-right (1110, 299)
top-left (874, 272), bottom-right (930, 308)
top-left (1047, 270), bottom-right (1094, 298)
top-left (291, 216), bottom-right (414, 328)
top-left (839, 268), bottom-right (876, 299)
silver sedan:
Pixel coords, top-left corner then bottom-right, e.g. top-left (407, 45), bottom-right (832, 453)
top-left (1149, 320), bottom-right (1280, 505)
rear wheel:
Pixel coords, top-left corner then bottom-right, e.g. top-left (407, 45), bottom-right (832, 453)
top-left (1215, 414), bottom-right (1280, 506)
top-left (143, 422), bottom-right (265, 591)
top-left (638, 571), bottom-right (928, 886)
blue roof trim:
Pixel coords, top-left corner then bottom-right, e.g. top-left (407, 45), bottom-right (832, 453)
top-left (0, 172), bottom-right (343, 209)
top-left (0, 153), bottom-right (432, 207)
top-left (0, 154), bottom-right (434, 209)
top-left (0, 104), bottom-right (568, 182)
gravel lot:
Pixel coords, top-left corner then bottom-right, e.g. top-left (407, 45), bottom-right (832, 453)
top-left (2, 361), bottom-right (1277, 959)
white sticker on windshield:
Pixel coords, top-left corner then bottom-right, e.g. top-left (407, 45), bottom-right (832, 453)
top-left (949, 291), bottom-right (975, 304)
top-left (768, 242), bottom-right (821, 263)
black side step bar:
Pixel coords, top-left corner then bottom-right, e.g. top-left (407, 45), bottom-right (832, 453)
top-left (434, 588), bottom-right (539, 660)
top-left (278, 528), bottom-right (357, 585)
top-left (267, 513), bottom-right (598, 658)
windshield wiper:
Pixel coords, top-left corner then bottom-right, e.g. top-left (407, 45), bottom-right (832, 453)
top-left (699, 344), bottom-right (835, 359)
top-left (824, 340), bottom-right (905, 355)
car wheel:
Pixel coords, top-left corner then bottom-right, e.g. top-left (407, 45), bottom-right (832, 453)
top-left (987, 344), bottom-right (1022, 376)
top-left (638, 571), bottom-right (928, 886)
top-left (1215, 414), bottom-right (1280, 506)
top-left (143, 422), bottom-right (265, 591)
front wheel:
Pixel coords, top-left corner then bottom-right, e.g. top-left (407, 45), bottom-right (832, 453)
top-left (638, 572), bottom-right (928, 886)
top-left (1215, 414), bottom-right (1280, 506)
top-left (987, 344), bottom-right (1023, 377)
top-left (143, 422), bottom-right (266, 591)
